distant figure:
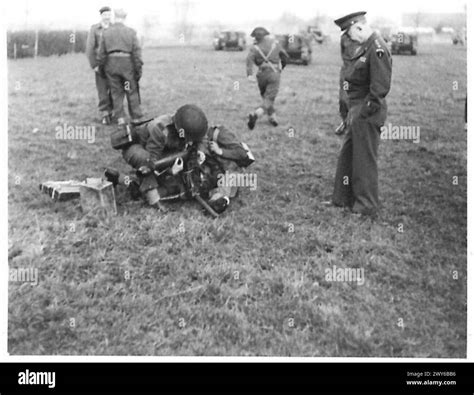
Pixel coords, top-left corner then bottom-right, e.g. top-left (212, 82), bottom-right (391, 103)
top-left (332, 11), bottom-right (392, 217)
top-left (246, 27), bottom-right (289, 129)
top-left (85, 6), bottom-right (113, 125)
top-left (97, 8), bottom-right (143, 125)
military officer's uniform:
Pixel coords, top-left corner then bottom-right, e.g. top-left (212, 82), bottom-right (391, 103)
top-left (85, 6), bottom-right (113, 123)
top-left (338, 33), bottom-right (360, 122)
top-left (332, 12), bottom-right (392, 216)
top-left (97, 9), bottom-right (143, 124)
top-left (246, 27), bottom-right (289, 129)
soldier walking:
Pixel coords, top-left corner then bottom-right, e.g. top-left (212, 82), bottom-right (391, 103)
top-left (86, 6), bottom-right (113, 125)
top-left (97, 8), bottom-right (143, 125)
top-left (246, 27), bottom-right (289, 129)
top-left (331, 12), bottom-right (392, 217)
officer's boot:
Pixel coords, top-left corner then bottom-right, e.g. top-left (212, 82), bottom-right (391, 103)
top-left (101, 112), bottom-right (111, 125)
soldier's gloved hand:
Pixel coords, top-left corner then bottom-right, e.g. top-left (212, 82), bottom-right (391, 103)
top-left (209, 141), bottom-right (223, 156)
top-left (247, 75), bottom-right (256, 83)
top-left (197, 150), bottom-right (206, 165)
top-left (170, 157), bottom-right (184, 175)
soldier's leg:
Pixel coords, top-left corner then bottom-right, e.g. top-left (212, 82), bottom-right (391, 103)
top-left (351, 118), bottom-right (381, 215)
top-left (332, 128), bottom-right (354, 208)
top-left (248, 72), bottom-right (268, 129)
top-left (106, 62), bottom-right (126, 123)
top-left (122, 144), bottom-right (159, 205)
top-left (121, 59), bottom-right (143, 121)
top-left (264, 72), bottom-right (281, 126)
top-left (95, 72), bottom-right (113, 122)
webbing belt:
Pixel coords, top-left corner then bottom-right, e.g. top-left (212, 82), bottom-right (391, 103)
top-left (254, 43), bottom-right (278, 73)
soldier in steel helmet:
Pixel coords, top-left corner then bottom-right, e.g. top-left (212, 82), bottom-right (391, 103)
top-left (108, 105), bottom-right (255, 214)
top-left (246, 27), bottom-right (289, 129)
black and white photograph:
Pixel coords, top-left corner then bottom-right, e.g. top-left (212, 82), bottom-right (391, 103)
top-left (4, 0), bottom-right (468, 358)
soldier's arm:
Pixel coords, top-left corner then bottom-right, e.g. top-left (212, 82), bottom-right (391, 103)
top-left (246, 48), bottom-right (256, 76)
top-left (364, 44), bottom-right (392, 114)
top-left (215, 126), bottom-right (255, 167)
top-left (278, 44), bottom-right (289, 69)
top-left (97, 34), bottom-right (107, 67)
top-left (85, 26), bottom-right (97, 68)
top-left (131, 30), bottom-right (144, 75)
top-left (145, 117), bottom-right (171, 161)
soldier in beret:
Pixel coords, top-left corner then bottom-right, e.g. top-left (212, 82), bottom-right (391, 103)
top-left (107, 105), bottom-right (255, 214)
top-left (85, 6), bottom-right (113, 125)
top-left (246, 27), bottom-right (289, 129)
top-left (331, 11), bottom-right (392, 217)
top-left (97, 8), bottom-right (144, 125)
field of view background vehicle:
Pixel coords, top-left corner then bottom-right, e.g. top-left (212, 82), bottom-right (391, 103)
top-left (213, 31), bottom-right (246, 51)
top-left (390, 31), bottom-right (418, 55)
top-left (275, 34), bottom-right (312, 65)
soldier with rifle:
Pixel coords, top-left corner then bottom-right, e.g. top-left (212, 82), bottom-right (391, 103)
top-left (105, 104), bottom-right (255, 216)
top-left (97, 8), bottom-right (144, 125)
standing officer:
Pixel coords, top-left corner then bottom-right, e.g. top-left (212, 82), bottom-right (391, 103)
top-left (86, 6), bottom-right (113, 125)
top-left (97, 8), bottom-right (143, 125)
top-left (246, 27), bottom-right (289, 129)
top-left (332, 12), bottom-right (392, 217)
top-left (336, 32), bottom-right (360, 135)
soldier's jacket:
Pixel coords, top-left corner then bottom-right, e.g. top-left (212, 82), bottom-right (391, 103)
top-left (85, 22), bottom-right (108, 69)
top-left (343, 32), bottom-right (392, 119)
top-left (132, 115), bottom-right (254, 168)
top-left (340, 33), bottom-right (360, 66)
top-left (246, 36), bottom-right (289, 75)
top-left (97, 22), bottom-right (143, 73)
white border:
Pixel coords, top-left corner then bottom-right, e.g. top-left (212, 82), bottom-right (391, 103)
top-left (1, 0), bottom-right (472, 363)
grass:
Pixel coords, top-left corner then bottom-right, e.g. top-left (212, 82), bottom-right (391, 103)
top-left (7, 41), bottom-right (466, 356)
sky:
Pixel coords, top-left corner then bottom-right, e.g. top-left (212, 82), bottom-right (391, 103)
top-left (3, 0), bottom-right (467, 31)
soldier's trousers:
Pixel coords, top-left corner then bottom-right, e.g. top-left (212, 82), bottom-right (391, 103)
top-left (257, 69), bottom-right (281, 115)
top-left (95, 70), bottom-right (113, 114)
top-left (105, 57), bottom-right (143, 120)
top-left (332, 103), bottom-right (382, 215)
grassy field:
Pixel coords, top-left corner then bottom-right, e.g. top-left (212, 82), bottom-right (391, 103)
top-left (8, 41), bottom-right (467, 356)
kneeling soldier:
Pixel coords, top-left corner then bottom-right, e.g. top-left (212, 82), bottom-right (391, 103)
top-left (106, 104), bottom-right (255, 214)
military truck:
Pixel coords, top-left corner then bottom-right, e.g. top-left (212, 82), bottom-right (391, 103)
top-left (390, 32), bottom-right (418, 55)
top-left (275, 34), bottom-right (312, 65)
top-left (213, 31), bottom-right (246, 51)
